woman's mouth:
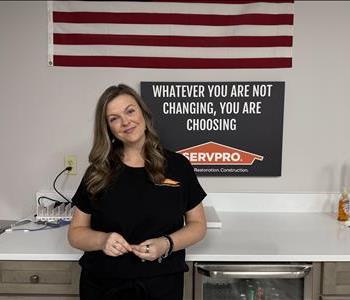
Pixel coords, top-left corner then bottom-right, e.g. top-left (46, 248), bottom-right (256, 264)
top-left (124, 127), bottom-right (136, 134)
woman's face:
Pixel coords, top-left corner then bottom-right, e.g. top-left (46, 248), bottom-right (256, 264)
top-left (106, 94), bottom-right (146, 148)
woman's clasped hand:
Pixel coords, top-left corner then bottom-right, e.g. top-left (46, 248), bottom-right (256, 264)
top-left (102, 232), bottom-right (169, 262)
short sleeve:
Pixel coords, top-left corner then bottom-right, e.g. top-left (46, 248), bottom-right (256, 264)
top-left (181, 155), bottom-right (207, 212)
top-left (72, 177), bottom-right (92, 214)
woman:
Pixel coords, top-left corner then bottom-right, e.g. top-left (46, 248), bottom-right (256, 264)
top-left (68, 84), bottom-right (207, 300)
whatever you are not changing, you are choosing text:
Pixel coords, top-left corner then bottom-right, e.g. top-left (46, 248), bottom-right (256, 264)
top-left (151, 83), bottom-right (273, 131)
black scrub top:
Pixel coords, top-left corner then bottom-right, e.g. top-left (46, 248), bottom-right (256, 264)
top-left (72, 150), bottom-right (206, 279)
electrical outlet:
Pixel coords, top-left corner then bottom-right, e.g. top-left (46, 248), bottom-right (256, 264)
top-left (64, 155), bottom-right (77, 175)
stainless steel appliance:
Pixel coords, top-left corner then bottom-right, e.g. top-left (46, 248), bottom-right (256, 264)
top-left (194, 262), bottom-right (317, 300)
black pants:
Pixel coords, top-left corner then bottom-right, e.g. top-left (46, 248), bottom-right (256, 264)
top-left (79, 269), bottom-right (184, 300)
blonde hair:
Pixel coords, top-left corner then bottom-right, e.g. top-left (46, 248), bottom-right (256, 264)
top-left (85, 84), bottom-right (166, 197)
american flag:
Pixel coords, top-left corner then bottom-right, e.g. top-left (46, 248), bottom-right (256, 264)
top-left (48, 1), bottom-right (294, 69)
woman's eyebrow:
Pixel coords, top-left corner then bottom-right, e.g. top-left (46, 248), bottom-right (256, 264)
top-left (124, 104), bottom-right (136, 111)
top-left (106, 104), bottom-right (136, 117)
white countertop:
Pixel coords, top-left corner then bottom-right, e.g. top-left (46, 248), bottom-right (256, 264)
top-left (1, 212), bottom-right (350, 261)
top-left (0, 224), bottom-right (81, 261)
top-left (187, 212), bottom-right (350, 262)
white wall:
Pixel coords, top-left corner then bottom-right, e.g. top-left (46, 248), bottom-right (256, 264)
top-left (0, 1), bottom-right (350, 219)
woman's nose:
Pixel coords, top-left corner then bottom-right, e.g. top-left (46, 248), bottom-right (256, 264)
top-left (120, 115), bottom-right (130, 126)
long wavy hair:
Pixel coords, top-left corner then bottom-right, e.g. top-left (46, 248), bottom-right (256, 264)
top-left (85, 84), bottom-right (166, 197)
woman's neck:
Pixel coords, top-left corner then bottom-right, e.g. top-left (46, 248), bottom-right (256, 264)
top-left (122, 146), bottom-right (145, 167)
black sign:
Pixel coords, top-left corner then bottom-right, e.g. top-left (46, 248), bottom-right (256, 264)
top-left (141, 81), bottom-right (285, 176)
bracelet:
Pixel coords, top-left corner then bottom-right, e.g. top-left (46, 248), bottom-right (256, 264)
top-left (158, 235), bottom-right (174, 263)
top-left (162, 235), bottom-right (174, 257)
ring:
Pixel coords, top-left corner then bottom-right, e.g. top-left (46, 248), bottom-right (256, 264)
top-left (145, 244), bottom-right (150, 254)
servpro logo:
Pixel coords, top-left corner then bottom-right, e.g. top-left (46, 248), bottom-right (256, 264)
top-left (177, 141), bottom-right (264, 165)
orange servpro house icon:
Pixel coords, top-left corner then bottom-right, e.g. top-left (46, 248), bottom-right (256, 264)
top-left (177, 141), bottom-right (264, 165)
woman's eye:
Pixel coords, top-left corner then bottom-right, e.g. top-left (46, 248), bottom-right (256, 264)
top-left (127, 109), bottom-right (135, 115)
top-left (109, 116), bottom-right (119, 123)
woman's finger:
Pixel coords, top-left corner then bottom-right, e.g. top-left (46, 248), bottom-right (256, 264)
top-left (117, 238), bottom-right (133, 252)
top-left (111, 241), bottom-right (127, 254)
top-left (109, 247), bottom-right (122, 257)
top-left (133, 245), bottom-right (159, 261)
top-left (139, 239), bottom-right (153, 247)
top-left (104, 245), bottom-right (122, 257)
top-left (132, 243), bottom-right (151, 254)
top-left (131, 244), bottom-right (145, 253)
top-left (109, 233), bottom-right (132, 251)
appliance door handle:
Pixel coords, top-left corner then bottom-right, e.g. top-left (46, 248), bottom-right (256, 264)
top-left (196, 264), bottom-right (312, 279)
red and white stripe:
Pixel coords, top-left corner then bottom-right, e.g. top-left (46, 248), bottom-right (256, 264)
top-left (48, 1), bottom-right (294, 69)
